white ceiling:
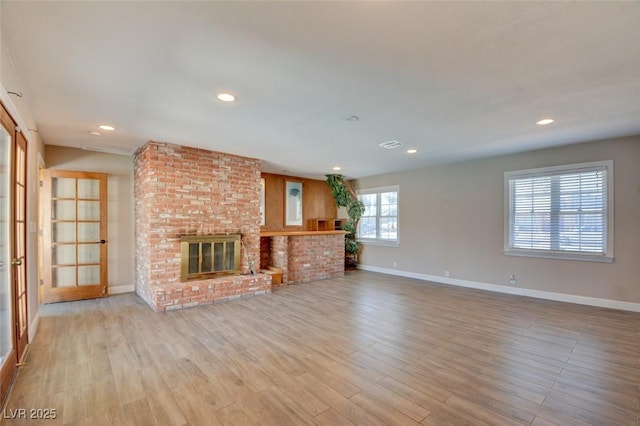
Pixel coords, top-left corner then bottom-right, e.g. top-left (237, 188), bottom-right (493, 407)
top-left (1, 1), bottom-right (639, 179)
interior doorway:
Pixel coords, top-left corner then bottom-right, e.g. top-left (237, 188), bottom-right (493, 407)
top-left (41, 170), bottom-right (108, 303)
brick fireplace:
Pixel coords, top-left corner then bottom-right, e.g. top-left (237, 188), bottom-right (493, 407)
top-left (134, 142), bottom-right (271, 312)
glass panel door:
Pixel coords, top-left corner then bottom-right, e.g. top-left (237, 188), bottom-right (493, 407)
top-left (0, 123), bottom-right (12, 370)
top-left (0, 112), bottom-right (17, 402)
top-left (43, 170), bottom-right (108, 303)
top-left (13, 131), bottom-right (28, 362)
top-left (50, 175), bottom-right (103, 287)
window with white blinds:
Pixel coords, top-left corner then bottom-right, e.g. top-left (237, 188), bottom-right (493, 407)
top-left (505, 161), bottom-right (613, 262)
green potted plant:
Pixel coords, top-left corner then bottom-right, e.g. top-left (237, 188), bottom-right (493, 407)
top-left (326, 174), bottom-right (365, 269)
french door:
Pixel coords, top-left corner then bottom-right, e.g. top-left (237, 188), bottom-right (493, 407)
top-left (0, 103), bottom-right (28, 403)
top-left (13, 131), bottom-right (28, 362)
top-left (42, 170), bottom-right (108, 303)
top-left (0, 106), bottom-right (16, 402)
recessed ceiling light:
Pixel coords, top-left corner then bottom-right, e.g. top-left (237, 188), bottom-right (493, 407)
top-left (536, 118), bottom-right (555, 125)
top-left (332, 166), bottom-right (342, 171)
top-left (89, 131), bottom-right (102, 136)
top-left (407, 149), bottom-right (418, 154)
top-left (98, 125), bottom-right (115, 131)
top-left (217, 93), bottom-right (236, 102)
top-left (343, 114), bottom-right (359, 121)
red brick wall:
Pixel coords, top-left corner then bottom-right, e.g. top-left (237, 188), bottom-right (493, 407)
top-left (134, 141), bottom-right (269, 311)
top-left (266, 234), bottom-right (345, 285)
top-left (287, 235), bottom-right (345, 283)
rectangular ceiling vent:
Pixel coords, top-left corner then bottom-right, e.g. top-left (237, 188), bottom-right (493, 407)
top-left (378, 140), bottom-right (403, 149)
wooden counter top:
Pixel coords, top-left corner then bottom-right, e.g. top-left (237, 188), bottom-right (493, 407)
top-left (260, 230), bottom-right (347, 237)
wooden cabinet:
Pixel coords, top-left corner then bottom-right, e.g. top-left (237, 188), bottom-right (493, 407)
top-left (309, 218), bottom-right (347, 231)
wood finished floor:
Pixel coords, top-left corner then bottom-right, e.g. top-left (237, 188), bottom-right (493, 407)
top-left (3, 270), bottom-right (640, 425)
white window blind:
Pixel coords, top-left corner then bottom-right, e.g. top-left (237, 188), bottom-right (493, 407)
top-left (505, 161), bottom-right (613, 262)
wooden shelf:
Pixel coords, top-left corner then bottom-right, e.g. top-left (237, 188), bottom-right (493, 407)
top-left (333, 219), bottom-right (347, 231)
top-left (260, 230), bottom-right (346, 237)
top-left (309, 218), bottom-right (348, 231)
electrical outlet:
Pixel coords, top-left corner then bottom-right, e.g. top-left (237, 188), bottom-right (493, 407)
top-left (392, 261), bottom-right (397, 268)
top-left (509, 274), bottom-right (517, 285)
top-left (445, 270), bottom-right (450, 277)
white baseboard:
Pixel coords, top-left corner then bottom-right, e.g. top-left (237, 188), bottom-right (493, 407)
top-left (358, 264), bottom-right (640, 313)
top-left (109, 285), bottom-right (135, 295)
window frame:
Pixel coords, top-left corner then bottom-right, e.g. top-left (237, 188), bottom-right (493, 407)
top-left (504, 160), bottom-right (614, 263)
top-left (356, 185), bottom-right (399, 247)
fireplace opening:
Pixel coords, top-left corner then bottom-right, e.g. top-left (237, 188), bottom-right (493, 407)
top-left (180, 234), bottom-right (241, 281)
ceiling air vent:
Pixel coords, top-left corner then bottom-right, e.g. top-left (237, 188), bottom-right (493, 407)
top-left (378, 140), bottom-right (403, 149)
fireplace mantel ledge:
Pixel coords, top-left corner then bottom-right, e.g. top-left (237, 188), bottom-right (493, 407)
top-left (260, 230), bottom-right (347, 237)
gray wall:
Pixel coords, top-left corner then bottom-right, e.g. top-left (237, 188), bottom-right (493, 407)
top-left (353, 136), bottom-right (640, 304)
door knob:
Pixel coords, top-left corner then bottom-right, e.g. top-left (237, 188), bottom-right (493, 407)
top-left (11, 259), bottom-right (22, 266)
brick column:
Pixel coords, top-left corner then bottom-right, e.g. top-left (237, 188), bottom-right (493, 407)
top-left (134, 141), bottom-right (268, 311)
